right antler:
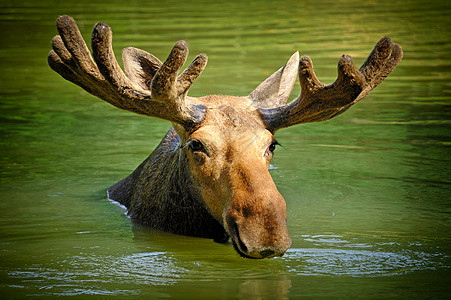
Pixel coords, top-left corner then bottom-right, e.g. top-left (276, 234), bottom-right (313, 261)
top-left (48, 15), bottom-right (207, 130)
top-left (260, 37), bottom-right (403, 132)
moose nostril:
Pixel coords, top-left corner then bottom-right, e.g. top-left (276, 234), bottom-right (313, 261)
top-left (233, 222), bottom-right (248, 253)
top-left (260, 249), bottom-right (275, 258)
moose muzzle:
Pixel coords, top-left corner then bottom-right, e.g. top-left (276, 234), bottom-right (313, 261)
top-left (225, 192), bottom-right (291, 259)
top-left (224, 160), bottom-right (291, 259)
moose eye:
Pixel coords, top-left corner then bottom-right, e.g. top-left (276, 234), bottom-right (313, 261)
top-left (268, 141), bottom-right (280, 154)
top-left (188, 139), bottom-right (206, 153)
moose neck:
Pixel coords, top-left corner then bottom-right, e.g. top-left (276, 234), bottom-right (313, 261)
top-left (107, 127), bottom-right (228, 241)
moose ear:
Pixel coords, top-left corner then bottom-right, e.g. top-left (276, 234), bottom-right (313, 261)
top-left (248, 51), bottom-right (299, 108)
top-left (122, 47), bottom-right (163, 91)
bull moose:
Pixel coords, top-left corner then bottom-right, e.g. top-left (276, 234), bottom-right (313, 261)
top-left (48, 15), bottom-right (402, 259)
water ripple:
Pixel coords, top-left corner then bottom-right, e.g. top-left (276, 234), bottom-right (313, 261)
top-left (9, 252), bottom-right (187, 296)
top-left (283, 235), bottom-right (449, 277)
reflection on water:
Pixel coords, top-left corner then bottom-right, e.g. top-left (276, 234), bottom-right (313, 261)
top-left (238, 278), bottom-right (291, 300)
top-left (1, 0), bottom-right (450, 298)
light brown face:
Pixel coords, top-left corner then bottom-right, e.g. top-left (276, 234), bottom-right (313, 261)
top-left (177, 95), bottom-right (291, 258)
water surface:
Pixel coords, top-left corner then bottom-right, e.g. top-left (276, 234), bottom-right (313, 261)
top-left (1, 0), bottom-right (450, 298)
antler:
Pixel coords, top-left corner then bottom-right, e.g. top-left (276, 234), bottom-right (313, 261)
top-left (260, 37), bottom-right (403, 132)
top-left (48, 15), bottom-right (207, 130)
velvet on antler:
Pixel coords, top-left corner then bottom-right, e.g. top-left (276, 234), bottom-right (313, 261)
top-left (48, 15), bottom-right (207, 130)
top-left (257, 37), bottom-right (403, 132)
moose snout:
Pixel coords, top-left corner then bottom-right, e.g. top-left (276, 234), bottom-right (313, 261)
top-left (225, 196), bottom-right (291, 259)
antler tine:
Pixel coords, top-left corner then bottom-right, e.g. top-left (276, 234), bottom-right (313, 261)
top-left (357, 37), bottom-right (403, 101)
top-left (260, 37), bottom-right (403, 132)
top-left (48, 15), bottom-right (206, 129)
top-left (151, 41), bottom-right (208, 123)
top-left (91, 22), bottom-right (133, 90)
top-left (55, 15), bottom-right (101, 80)
top-left (177, 52), bottom-right (208, 97)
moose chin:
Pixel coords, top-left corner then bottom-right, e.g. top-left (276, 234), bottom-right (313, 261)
top-left (48, 15), bottom-right (402, 259)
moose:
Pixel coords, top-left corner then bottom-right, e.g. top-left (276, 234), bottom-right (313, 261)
top-left (48, 15), bottom-right (402, 259)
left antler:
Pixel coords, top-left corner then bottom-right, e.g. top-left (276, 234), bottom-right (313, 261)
top-left (48, 15), bottom-right (207, 130)
top-left (260, 37), bottom-right (403, 132)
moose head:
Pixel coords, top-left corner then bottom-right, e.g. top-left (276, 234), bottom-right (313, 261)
top-left (48, 16), bottom-right (402, 259)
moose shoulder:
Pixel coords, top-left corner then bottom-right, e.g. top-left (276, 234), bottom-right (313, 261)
top-left (48, 15), bottom-right (402, 259)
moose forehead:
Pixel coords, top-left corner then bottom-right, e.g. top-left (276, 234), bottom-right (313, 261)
top-left (187, 95), bottom-right (273, 156)
top-left (194, 95), bottom-right (267, 131)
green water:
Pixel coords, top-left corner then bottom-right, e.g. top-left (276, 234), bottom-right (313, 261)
top-left (1, 0), bottom-right (450, 298)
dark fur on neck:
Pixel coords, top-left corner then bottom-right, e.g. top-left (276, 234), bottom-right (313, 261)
top-left (108, 127), bottom-right (228, 241)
